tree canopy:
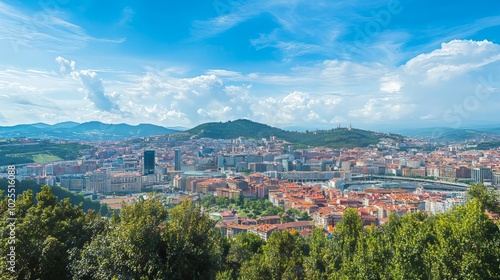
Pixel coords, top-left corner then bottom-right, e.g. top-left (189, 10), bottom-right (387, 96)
top-left (0, 183), bottom-right (499, 279)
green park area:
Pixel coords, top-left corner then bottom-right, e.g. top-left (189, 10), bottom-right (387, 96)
top-left (33, 153), bottom-right (63, 163)
top-left (201, 194), bottom-right (311, 221)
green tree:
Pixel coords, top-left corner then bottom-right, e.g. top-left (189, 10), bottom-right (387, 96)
top-left (238, 230), bottom-right (307, 280)
top-left (0, 186), bottom-right (100, 279)
top-left (304, 228), bottom-right (329, 280)
top-left (71, 198), bottom-right (168, 279)
top-left (227, 232), bottom-right (264, 266)
top-left (325, 208), bottom-right (363, 279)
top-left (467, 183), bottom-right (500, 214)
top-left (223, 232), bottom-right (264, 279)
top-left (164, 198), bottom-right (223, 280)
top-left (239, 253), bottom-right (271, 280)
top-left (349, 225), bottom-right (390, 280)
top-left (389, 212), bottom-right (433, 280)
top-left (428, 199), bottom-right (500, 279)
top-left (298, 211), bottom-right (312, 221)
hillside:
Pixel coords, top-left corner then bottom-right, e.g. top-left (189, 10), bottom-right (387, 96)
top-left (0, 121), bottom-right (178, 141)
top-left (396, 127), bottom-right (500, 142)
top-left (0, 139), bottom-right (90, 165)
top-left (186, 119), bottom-right (403, 148)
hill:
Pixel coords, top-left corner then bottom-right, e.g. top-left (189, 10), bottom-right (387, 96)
top-left (0, 139), bottom-right (90, 165)
top-left (186, 119), bottom-right (403, 148)
top-left (396, 127), bottom-right (500, 142)
top-left (0, 121), bottom-right (178, 141)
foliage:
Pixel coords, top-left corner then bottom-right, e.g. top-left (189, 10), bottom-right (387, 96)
top-left (467, 183), bottom-right (500, 214)
top-left (0, 179), bottom-right (106, 215)
top-left (0, 186), bottom-right (106, 279)
top-left (1, 184), bottom-right (499, 279)
top-left (201, 194), bottom-right (284, 218)
top-left (163, 198), bottom-right (223, 280)
top-left (474, 141), bottom-right (500, 150)
top-left (71, 198), bottom-right (169, 279)
top-left (239, 230), bottom-right (308, 280)
top-left (224, 232), bottom-right (264, 279)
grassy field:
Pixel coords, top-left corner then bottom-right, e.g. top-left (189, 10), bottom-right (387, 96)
top-left (33, 153), bottom-right (63, 163)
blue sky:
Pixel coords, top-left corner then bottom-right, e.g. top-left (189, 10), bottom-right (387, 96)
top-left (1, 0), bottom-right (500, 131)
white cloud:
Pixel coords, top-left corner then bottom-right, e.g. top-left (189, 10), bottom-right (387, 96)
top-left (380, 75), bottom-right (402, 93)
top-left (403, 40), bottom-right (500, 81)
top-left (55, 56), bottom-right (76, 72)
top-left (250, 91), bottom-right (343, 126)
top-left (0, 2), bottom-right (124, 53)
top-left (56, 56), bottom-right (120, 112)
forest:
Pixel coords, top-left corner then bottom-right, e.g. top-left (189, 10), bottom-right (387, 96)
top-left (0, 184), bottom-right (499, 280)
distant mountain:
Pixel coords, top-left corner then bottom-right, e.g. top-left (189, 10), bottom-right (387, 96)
top-left (186, 119), bottom-right (403, 148)
top-left (166, 126), bottom-right (189, 131)
top-left (52, 121), bottom-right (80, 129)
top-left (396, 127), bottom-right (500, 142)
top-left (0, 122), bottom-right (178, 141)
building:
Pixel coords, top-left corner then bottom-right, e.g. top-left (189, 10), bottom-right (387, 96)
top-left (216, 188), bottom-right (241, 199)
top-left (248, 224), bottom-right (278, 241)
top-left (402, 167), bottom-right (426, 177)
top-left (456, 166), bottom-right (471, 179)
top-left (86, 172), bottom-right (110, 193)
top-left (249, 162), bottom-right (267, 172)
top-left (472, 167), bottom-right (492, 183)
top-left (109, 173), bottom-right (142, 193)
top-left (60, 174), bottom-right (86, 191)
top-left (282, 159), bottom-right (292, 172)
top-left (174, 149), bottom-right (182, 171)
top-left (143, 150), bottom-right (155, 175)
top-left (492, 171), bottom-right (500, 187)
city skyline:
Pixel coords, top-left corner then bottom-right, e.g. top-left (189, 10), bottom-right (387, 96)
top-left (1, 0), bottom-right (500, 130)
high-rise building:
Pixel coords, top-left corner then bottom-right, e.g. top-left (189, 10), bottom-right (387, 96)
top-left (456, 166), bottom-right (471, 178)
top-left (472, 167), bottom-right (492, 183)
top-left (492, 171), bottom-right (500, 187)
top-left (174, 149), bottom-right (182, 171)
top-left (282, 159), bottom-right (292, 172)
top-left (143, 150), bottom-right (155, 175)
top-left (217, 156), bottom-right (225, 169)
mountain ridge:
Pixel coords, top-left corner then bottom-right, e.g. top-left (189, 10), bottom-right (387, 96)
top-left (0, 121), bottom-right (178, 141)
top-left (0, 119), bottom-right (405, 147)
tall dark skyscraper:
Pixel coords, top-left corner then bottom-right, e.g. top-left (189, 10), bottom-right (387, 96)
top-left (174, 149), bottom-right (182, 171)
top-left (143, 150), bottom-right (155, 175)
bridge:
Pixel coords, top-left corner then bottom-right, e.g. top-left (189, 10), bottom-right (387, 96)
top-left (346, 175), bottom-right (470, 191)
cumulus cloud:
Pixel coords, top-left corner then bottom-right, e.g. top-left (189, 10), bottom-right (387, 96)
top-left (75, 70), bottom-right (119, 112)
top-left (388, 39), bottom-right (500, 126)
top-left (403, 40), bottom-right (500, 82)
top-left (56, 56), bottom-right (120, 112)
top-left (55, 56), bottom-right (76, 73)
top-left (250, 91), bottom-right (343, 126)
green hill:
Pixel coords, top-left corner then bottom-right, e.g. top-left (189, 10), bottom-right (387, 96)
top-left (186, 119), bottom-right (403, 148)
top-left (0, 139), bottom-right (90, 166)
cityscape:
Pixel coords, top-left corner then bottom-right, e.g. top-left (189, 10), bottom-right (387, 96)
top-left (3, 120), bottom-right (499, 224)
